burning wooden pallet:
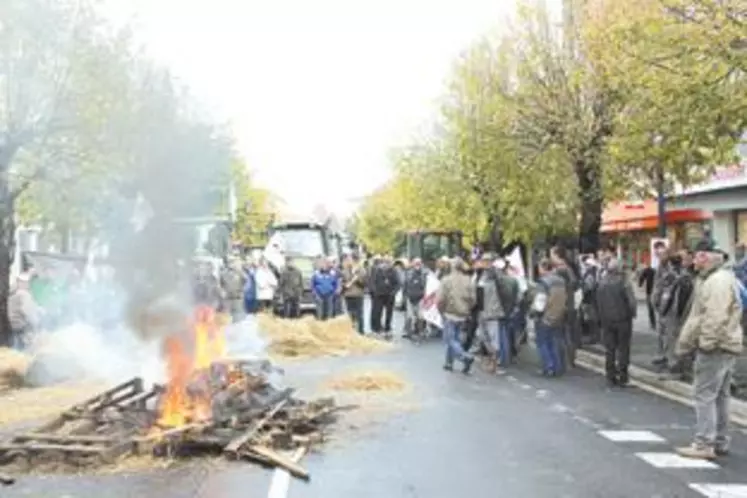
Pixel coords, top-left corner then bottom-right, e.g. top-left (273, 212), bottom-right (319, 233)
top-left (0, 360), bottom-right (350, 483)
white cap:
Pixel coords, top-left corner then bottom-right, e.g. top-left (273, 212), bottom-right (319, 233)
top-left (493, 259), bottom-right (507, 270)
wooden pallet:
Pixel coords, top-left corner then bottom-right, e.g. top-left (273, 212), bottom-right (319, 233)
top-left (0, 377), bottom-right (159, 465)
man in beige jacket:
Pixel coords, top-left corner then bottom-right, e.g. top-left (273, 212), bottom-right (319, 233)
top-left (675, 239), bottom-right (744, 460)
top-left (437, 258), bottom-right (477, 374)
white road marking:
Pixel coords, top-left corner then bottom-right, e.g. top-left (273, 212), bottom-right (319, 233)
top-left (689, 483), bottom-right (747, 497)
top-left (635, 452), bottom-right (719, 469)
top-left (598, 430), bottom-right (667, 443)
top-left (267, 469), bottom-right (291, 498)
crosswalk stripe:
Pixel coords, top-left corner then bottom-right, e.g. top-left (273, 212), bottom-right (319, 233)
top-left (598, 430), bottom-right (667, 443)
top-left (689, 483), bottom-right (747, 497)
top-left (635, 452), bottom-right (720, 469)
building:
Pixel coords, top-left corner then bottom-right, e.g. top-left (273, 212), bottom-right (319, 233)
top-left (669, 163), bottom-right (747, 258)
top-left (601, 200), bottom-right (711, 267)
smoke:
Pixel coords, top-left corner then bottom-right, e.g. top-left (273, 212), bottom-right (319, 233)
top-left (22, 71), bottom-right (244, 387)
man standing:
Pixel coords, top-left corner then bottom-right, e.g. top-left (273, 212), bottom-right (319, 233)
top-left (437, 258), bottom-right (476, 374)
top-left (220, 259), bottom-right (247, 322)
top-left (278, 256), bottom-right (304, 318)
top-left (550, 245), bottom-right (579, 373)
top-left (652, 241), bottom-right (678, 370)
top-left (342, 254), bottom-right (366, 334)
top-left (8, 273), bottom-right (42, 350)
top-left (311, 259), bottom-right (339, 321)
top-left (595, 257), bottom-right (637, 387)
top-left (403, 258), bottom-right (427, 340)
top-left (370, 255), bottom-right (399, 337)
top-left (493, 258), bottom-right (519, 367)
top-left (531, 259), bottom-right (567, 377)
top-left (675, 240), bottom-right (744, 460)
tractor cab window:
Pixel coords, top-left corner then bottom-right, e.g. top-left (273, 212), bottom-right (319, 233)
top-left (270, 229), bottom-right (326, 258)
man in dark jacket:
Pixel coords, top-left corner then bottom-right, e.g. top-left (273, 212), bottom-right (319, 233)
top-left (550, 245), bottom-right (579, 373)
top-left (596, 258), bottom-right (637, 386)
top-left (403, 258), bottom-right (428, 340)
top-left (369, 255), bottom-right (399, 337)
top-left (278, 256), bottom-right (304, 318)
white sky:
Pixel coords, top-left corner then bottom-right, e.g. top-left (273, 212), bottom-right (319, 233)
top-left (103, 0), bottom-right (530, 216)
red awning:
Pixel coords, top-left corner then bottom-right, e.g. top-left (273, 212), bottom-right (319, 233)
top-left (601, 200), bottom-right (711, 233)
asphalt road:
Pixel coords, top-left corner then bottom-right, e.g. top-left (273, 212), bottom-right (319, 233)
top-left (6, 312), bottom-right (747, 498)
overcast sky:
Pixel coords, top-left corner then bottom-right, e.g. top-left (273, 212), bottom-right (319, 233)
top-left (103, 0), bottom-right (548, 216)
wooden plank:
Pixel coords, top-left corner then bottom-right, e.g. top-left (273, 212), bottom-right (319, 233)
top-left (12, 434), bottom-right (120, 445)
top-left (0, 443), bottom-right (110, 455)
top-left (245, 445), bottom-right (310, 480)
top-left (224, 397), bottom-right (289, 456)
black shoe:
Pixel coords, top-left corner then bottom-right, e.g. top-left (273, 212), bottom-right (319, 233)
top-left (618, 374), bottom-right (630, 387)
top-left (715, 447), bottom-right (730, 457)
top-left (651, 358), bottom-right (667, 366)
top-left (462, 357), bottom-right (475, 374)
top-left (443, 364), bottom-right (454, 372)
top-left (606, 377), bottom-right (618, 388)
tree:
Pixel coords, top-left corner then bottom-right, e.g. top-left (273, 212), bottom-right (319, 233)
top-left (582, 0), bottom-right (747, 196)
top-left (0, 0), bottom-right (128, 343)
top-left (229, 157), bottom-right (279, 247)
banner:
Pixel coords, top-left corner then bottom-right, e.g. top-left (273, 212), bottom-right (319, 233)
top-left (419, 272), bottom-right (443, 329)
top-left (506, 247), bottom-right (528, 295)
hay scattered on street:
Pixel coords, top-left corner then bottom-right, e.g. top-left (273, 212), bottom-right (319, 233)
top-left (324, 370), bottom-right (407, 392)
top-left (0, 382), bottom-right (106, 426)
top-left (258, 315), bottom-right (391, 358)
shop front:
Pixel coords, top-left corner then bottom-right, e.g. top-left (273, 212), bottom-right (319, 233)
top-left (601, 201), bottom-right (711, 269)
top-left (669, 163), bottom-right (747, 259)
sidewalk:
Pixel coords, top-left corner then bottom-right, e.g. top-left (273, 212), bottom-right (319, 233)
top-left (582, 303), bottom-right (747, 396)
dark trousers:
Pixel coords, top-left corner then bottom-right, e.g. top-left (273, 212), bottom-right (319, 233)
top-left (462, 308), bottom-right (480, 352)
top-left (257, 300), bottom-right (273, 312)
top-left (345, 296), bottom-right (364, 334)
top-left (371, 295), bottom-right (394, 332)
top-left (283, 298), bottom-right (300, 318)
top-left (603, 320), bottom-right (633, 381)
top-left (646, 295), bottom-right (656, 330)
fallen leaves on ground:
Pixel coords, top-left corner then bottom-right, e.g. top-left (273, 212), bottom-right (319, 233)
top-left (258, 314), bottom-right (392, 359)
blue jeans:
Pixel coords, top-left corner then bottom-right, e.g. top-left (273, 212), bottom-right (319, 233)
top-left (535, 321), bottom-right (560, 375)
top-left (316, 295), bottom-right (334, 320)
top-left (443, 319), bottom-right (470, 366)
top-left (498, 319), bottom-right (513, 366)
top-left (345, 296), bottom-right (364, 334)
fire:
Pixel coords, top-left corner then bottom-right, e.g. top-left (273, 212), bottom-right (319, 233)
top-left (156, 305), bottom-right (229, 428)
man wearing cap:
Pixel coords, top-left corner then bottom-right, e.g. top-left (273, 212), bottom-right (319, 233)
top-left (675, 239), bottom-right (744, 460)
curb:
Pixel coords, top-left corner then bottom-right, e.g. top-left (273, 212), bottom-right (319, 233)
top-left (575, 349), bottom-right (747, 427)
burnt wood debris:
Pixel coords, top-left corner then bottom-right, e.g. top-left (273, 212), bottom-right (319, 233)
top-left (0, 360), bottom-right (352, 485)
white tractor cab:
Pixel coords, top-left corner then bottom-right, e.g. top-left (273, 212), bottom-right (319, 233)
top-left (264, 220), bottom-right (340, 313)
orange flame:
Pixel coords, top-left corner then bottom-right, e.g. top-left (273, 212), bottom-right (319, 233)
top-left (156, 306), bottom-right (229, 428)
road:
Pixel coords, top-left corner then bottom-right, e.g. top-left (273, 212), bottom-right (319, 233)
top-left (5, 316), bottom-right (747, 498)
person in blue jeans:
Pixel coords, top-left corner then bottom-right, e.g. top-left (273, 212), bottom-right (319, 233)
top-left (531, 259), bottom-right (568, 377)
top-left (312, 259), bottom-right (339, 321)
top-left (437, 258), bottom-right (477, 373)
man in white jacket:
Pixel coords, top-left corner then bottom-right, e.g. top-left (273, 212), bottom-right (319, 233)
top-left (255, 257), bottom-right (278, 312)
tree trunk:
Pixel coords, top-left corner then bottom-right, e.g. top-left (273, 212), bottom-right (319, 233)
top-left (0, 177), bottom-right (15, 347)
top-left (486, 214), bottom-right (504, 253)
top-left (576, 160), bottom-right (603, 254)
